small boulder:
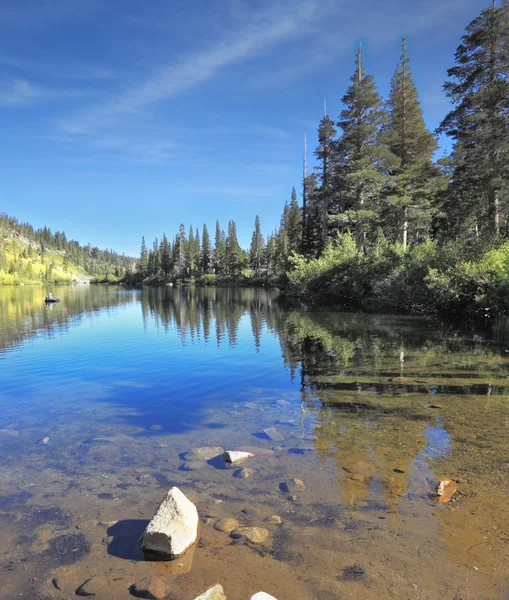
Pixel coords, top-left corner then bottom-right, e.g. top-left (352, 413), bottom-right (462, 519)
top-left (223, 450), bottom-right (254, 465)
top-left (280, 478), bottom-right (305, 493)
top-left (38, 437), bottom-right (50, 445)
top-left (251, 594), bottom-right (278, 600)
top-left (193, 584), bottom-right (226, 600)
top-left (139, 487), bottom-right (199, 560)
top-left (231, 527), bottom-right (269, 544)
top-left (214, 518), bottom-right (239, 533)
top-left (265, 515), bottom-right (281, 524)
top-left (76, 576), bottom-right (107, 596)
top-left (263, 428), bottom-right (285, 442)
top-left (181, 460), bottom-right (208, 471)
top-left (130, 576), bottom-right (168, 599)
top-left (184, 447), bottom-right (224, 461)
top-left (233, 468), bottom-right (251, 479)
top-left (436, 480), bottom-right (458, 503)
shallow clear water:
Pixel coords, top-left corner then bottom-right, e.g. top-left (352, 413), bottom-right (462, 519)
top-left (0, 285), bottom-right (508, 599)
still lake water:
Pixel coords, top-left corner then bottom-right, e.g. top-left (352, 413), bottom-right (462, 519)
top-left (0, 285), bottom-right (508, 600)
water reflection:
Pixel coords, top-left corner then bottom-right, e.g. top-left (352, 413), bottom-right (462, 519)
top-left (1, 286), bottom-right (509, 598)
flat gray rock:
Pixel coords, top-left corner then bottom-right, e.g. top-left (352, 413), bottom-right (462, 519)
top-left (263, 428), bottom-right (285, 442)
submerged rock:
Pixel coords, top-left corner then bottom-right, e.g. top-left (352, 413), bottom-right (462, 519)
top-left (139, 487), bottom-right (198, 560)
top-left (251, 594), bottom-right (278, 600)
top-left (181, 460), bottom-right (208, 471)
top-left (233, 468), bottom-right (251, 479)
top-left (263, 427), bottom-right (285, 442)
top-left (193, 584), bottom-right (226, 600)
top-left (265, 515), bottom-right (281, 524)
top-left (230, 527), bottom-right (269, 544)
top-left (0, 429), bottom-right (20, 440)
top-left (130, 575), bottom-right (168, 599)
top-left (222, 450), bottom-right (254, 465)
top-left (37, 437), bottom-right (50, 445)
top-left (76, 576), bottom-right (107, 596)
top-left (184, 446), bottom-right (224, 461)
top-left (436, 479), bottom-right (458, 503)
top-left (280, 478), bottom-right (305, 493)
top-left (214, 518), bottom-right (239, 533)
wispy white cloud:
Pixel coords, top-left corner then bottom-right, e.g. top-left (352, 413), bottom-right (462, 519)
top-left (0, 78), bottom-right (95, 107)
top-left (59, 1), bottom-right (322, 135)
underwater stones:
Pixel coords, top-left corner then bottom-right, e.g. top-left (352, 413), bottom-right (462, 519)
top-left (265, 515), bottom-right (281, 524)
top-left (214, 518), bottom-right (239, 533)
top-left (192, 584), bottom-right (226, 600)
top-left (230, 527), bottom-right (269, 544)
top-left (76, 576), bottom-right (107, 596)
top-left (37, 437), bottom-right (50, 445)
top-left (0, 429), bottom-right (20, 440)
top-left (139, 487), bottom-right (199, 560)
top-left (45, 533), bottom-right (90, 565)
top-left (280, 478), bottom-right (305, 493)
top-left (393, 468), bottom-right (406, 474)
top-left (184, 447), bottom-right (224, 461)
top-left (130, 575), bottom-right (168, 599)
top-left (181, 460), bottom-right (208, 471)
top-left (149, 424), bottom-right (163, 432)
top-left (233, 467), bottom-right (251, 479)
top-left (436, 479), bottom-right (458, 503)
top-left (251, 594), bottom-right (279, 600)
top-left (263, 427), bottom-right (285, 442)
top-left (222, 450), bottom-right (254, 465)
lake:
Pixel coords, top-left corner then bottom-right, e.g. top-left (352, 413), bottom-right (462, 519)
top-left (0, 285), bottom-right (508, 600)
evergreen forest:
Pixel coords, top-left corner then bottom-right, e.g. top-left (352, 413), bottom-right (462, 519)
top-left (131, 3), bottom-right (509, 322)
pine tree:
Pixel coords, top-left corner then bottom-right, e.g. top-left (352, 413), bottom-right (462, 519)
top-left (334, 45), bottom-right (392, 252)
top-left (226, 220), bottom-right (242, 276)
top-left (178, 224), bottom-right (187, 276)
top-left (214, 220), bottom-right (226, 276)
top-left (160, 234), bottom-right (171, 276)
top-left (250, 215), bottom-right (264, 276)
top-left (201, 224), bottom-right (212, 274)
top-left (286, 187), bottom-right (302, 252)
top-left (314, 107), bottom-right (337, 250)
top-left (139, 236), bottom-right (148, 277)
top-left (438, 1), bottom-right (509, 239)
top-left (383, 39), bottom-right (438, 248)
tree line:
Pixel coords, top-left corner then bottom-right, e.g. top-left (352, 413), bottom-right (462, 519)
top-left (134, 2), bottom-right (509, 300)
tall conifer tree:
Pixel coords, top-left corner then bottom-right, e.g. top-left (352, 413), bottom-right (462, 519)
top-left (383, 39), bottom-right (438, 248)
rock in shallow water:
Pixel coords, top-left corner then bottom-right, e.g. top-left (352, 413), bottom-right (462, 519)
top-left (184, 446), bottom-right (225, 461)
top-left (76, 576), bottom-right (107, 596)
top-left (193, 584), bottom-right (226, 600)
top-left (181, 460), bottom-right (208, 471)
top-left (130, 575), bottom-right (168, 599)
top-left (139, 487), bottom-right (198, 560)
top-left (263, 427), bottom-right (285, 442)
top-left (280, 478), bottom-right (305, 493)
top-left (230, 527), bottom-right (269, 544)
top-left (223, 450), bottom-right (254, 465)
top-left (251, 593), bottom-right (279, 600)
top-left (233, 467), bottom-right (251, 479)
top-left (214, 518), bottom-right (239, 533)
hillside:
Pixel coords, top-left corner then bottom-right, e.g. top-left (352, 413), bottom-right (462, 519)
top-left (0, 213), bottom-right (135, 285)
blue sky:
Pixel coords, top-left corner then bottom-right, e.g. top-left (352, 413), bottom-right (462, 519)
top-left (0, 0), bottom-right (487, 256)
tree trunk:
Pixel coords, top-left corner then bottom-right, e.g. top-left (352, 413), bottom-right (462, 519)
top-left (399, 206), bottom-right (408, 250)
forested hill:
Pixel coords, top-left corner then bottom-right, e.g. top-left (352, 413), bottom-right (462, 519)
top-left (0, 213), bottom-right (135, 285)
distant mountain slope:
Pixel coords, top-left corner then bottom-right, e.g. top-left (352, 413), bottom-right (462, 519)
top-left (0, 213), bottom-right (135, 285)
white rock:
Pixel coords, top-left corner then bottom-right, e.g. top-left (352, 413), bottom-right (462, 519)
top-left (139, 487), bottom-right (198, 559)
top-left (193, 583), bottom-right (226, 600)
top-left (251, 593), bottom-right (278, 600)
top-left (222, 450), bottom-right (254, 465)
